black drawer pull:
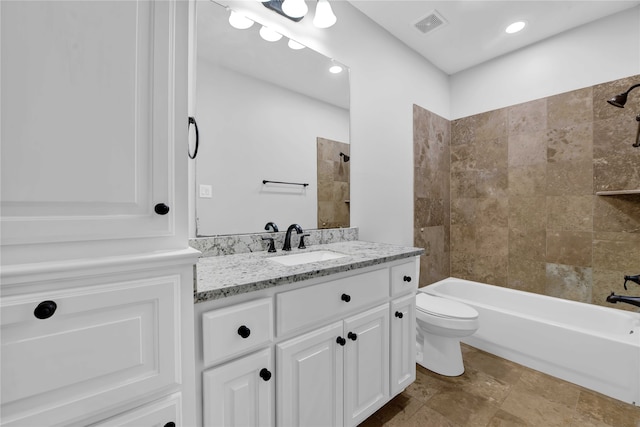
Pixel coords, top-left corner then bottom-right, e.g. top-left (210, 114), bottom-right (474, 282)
top-left (347, 332), bottom-right (357, 341)
top-left (154, 203), bottom-right (170, 215)
top-left (403, 275), bottom-right (412, 282)
top-left (395, 311), bottom-right (404, 319)
top-left (164, 423), bottom-right (176, 427)
top-left (259, 368), bottom-right (272, 381)
top-left (34, 301), bottom-right (57, 319)
top-left (336, 336), bottom-right (346, 346)
top-left (237, 325), bottom-right (251, 338)
top-left (341, 293), bottom-right (351, 303)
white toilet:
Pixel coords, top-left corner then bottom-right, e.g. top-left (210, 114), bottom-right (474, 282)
top-left (415, 291), bottom-right (479, 376)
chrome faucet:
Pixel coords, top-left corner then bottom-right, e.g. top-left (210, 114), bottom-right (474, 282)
top-left (606, 292), bottom-right (640, 308)
top-left (283, 224), bottom-right (303, 251)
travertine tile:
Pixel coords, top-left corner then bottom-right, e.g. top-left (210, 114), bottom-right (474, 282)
top-left (476, 197), bottom-right (509, 228)
top-left (591, 268), bottom-right (639, 312)
top-left (508, 197), bottom-right (547, 230)
top-left (475, 226), bottom-right (509, 257)
top-left (508, 164), bottom-right (546, 196)
top-left (509, 228), bottom-right (546, 261)
top-left (451, 198), bottom-right (477, 226)
top-left (475, 108), bottom-right (508, 141)
top-left (546, 195), bottom-right (593, 232)
top-left (576, 390), bottom-right (640, 427)
top-left (473, 254), bottom-right (508, 286)
top-left (546, 230), bottom-right (593, 267)
top-left (425, 389), bottom-right (500, 427)
top-left (451, 170), bottom-right (478, 198)
top-left (508, 257), bottom-right (546, 294)
top-left (592, 232), bottom-right (640, 271)
top-left (475, 137), bottom-right (508, 170)
top-left (547, 87), bottom-right (593, 129)
top-left (514, 369), bottom-right (581, 409)
top-left (593, 194), bottom-right (640, 233)
top-left (508, 130), bottom-right (547, 167)
top-left (545, 263), bottom-right (593, 303)
top-left (547, 122), bottom-right (593, 163)
top-left (476, 169), bottom-right (508, 198)
top-left (451, 115), bottom-right (477, 146)
top-left (508, 98), bottom-right (547, 135)
top-left (500, 387), bottom-right (576, 427)
top-left (451, 225), bottom-right (476, 254)
top-left (546, 159), bottom-right (594, 196)
top-left (593, 75), bottom-right (640, 122)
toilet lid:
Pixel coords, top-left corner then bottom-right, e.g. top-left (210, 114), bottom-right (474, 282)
top-left (416, 293), bottom-right (478, 319)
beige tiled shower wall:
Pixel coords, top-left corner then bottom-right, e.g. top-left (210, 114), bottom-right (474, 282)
top-left (413, 105), bottom-right (451, 286)
top-left (415, 75), bottom-right (640, 312)
top-left (317, 137), bottom-right (350, 229)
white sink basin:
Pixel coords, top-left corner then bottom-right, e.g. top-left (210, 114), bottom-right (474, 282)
top-left (269, 250), bottom-right (347, 266)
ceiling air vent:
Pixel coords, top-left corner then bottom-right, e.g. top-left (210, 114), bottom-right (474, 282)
top-left (414, 10), bottom-right (447, 35)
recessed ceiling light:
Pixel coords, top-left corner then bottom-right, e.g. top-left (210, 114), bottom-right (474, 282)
top-left (505, 21), bottom-right (526, 34)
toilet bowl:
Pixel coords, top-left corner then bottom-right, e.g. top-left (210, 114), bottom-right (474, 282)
top-left (415, 291), bottom-right (479, 376)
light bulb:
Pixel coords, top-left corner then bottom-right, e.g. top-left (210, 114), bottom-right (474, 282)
top-left (228, 10), bottom-right (253, 30)
top-left (329, 64), bottom-right (342, 74)
top-left (259, 26), bottom-right (283, 42)
top-left (282, 0), bottom-right (308, 18)
top-left (313, 0), bottom-right (336, 29)
top-left (287, 39), bottom-right (305, 50)
top-left (505, 21), bottom-right (526, 34)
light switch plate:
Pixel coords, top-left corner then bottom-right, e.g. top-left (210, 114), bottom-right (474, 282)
top-left (199, 184), bottom-right (213, 198)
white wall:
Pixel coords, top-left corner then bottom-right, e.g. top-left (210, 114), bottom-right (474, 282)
top-left (206, 0), bottom-right (451, 246)
top-left (196, 61), bottom-right (349, 235)
top-left (451, 6), bottom-right (640, 119)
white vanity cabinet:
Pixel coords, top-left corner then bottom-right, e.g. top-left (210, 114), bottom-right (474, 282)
top-left (196, 256), bottom-right (419, 427)
top-left (1, 0), bottom-right (196, 425)
top-left (203, 348), bottom-right (275, 427)
top-left (1, 0), bottom-right (188, 265)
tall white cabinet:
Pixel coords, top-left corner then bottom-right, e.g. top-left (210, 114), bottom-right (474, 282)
top-left (0, 1), bottom-right (197, 426)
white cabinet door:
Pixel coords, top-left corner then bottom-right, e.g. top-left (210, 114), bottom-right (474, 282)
top-left (390, 294), bottom-right (416, 396)
top-left (343, 304), bottom-right (390, 427)
top-left (203, 348), bottom-right (274, 427)
top-left (277, 321), bottom-right (344, 427)
top-left (0, 276), bottom-right (180, 427)
top-left (0, 0), bottom-right (187, 260)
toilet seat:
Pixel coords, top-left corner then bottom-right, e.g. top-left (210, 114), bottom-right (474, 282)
top-left (416, 293), bottom-right (478, 319)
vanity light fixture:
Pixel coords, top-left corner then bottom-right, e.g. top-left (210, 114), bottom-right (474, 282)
top-left (313, 0), bottom-right (337, 29)
top-left (282, 0), bottom-right (308, 19)
top-left (259, 25), bottom-right (283, 42)
top-left (228, 10), bottom-right (254, 30)
top-left (287, 39), bottom-right (305, 50)
top-left (505, 21), bottom-right (526, 34)
top-left (262, 0), bottom-right (337, 29)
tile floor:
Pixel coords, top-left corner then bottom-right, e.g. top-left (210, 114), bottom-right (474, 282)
top-left (361, 345), bottom-right (640, 427)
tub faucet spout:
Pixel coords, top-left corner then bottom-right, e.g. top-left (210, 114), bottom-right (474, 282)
top-left (606, 292), bottom-right (640, 308)
top-left (624, 274), bottom-right (640, 290)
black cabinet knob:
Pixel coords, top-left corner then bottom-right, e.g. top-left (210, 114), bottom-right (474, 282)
top-left (34, 301), bottom-right (57, 319)
top-left (259, 368), bottom-right (272, 381)
top-left (403, 275), bottom-right (412, 282)
top-left (154, 203), bottom-right (170, 215)
top-left (336, 336), bottom-right (346, 346)
top-left (341, 293), bottom-right (351, 303)
top-left (395, 311), bottom-right (404, 319)
top-left (164, 423), bottom-right (176, 427)
top-left (347, 332), bottom-right (357, 341)
top-left (237, 325), bottom-right (251, 338)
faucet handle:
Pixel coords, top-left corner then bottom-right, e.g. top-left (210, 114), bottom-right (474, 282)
top-left (261, 236), bottom-right (276, 253)
top-left (298, 234), bottom-right (310, 249)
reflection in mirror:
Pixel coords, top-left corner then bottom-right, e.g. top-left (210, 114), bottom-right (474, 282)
top-left (195, 1), bottom-right (350, 236)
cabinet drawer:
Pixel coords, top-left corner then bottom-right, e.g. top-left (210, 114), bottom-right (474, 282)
top-left (390, 260), bottom-right (418, 296)
top-left (277, 268), bottom-right (388, 336)
top-left (202, 298), bottom-right (273, 367)
top-left (1, 276), bottom-right (180, 427)
top-left (90, 393), bottom-right (181, 427)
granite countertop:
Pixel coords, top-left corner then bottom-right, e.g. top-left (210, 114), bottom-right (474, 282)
top-left (194, 240), bottom-right (424, 303)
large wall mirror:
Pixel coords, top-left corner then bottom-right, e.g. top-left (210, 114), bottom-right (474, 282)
top-left (195, 0), bottom-right (350, 236)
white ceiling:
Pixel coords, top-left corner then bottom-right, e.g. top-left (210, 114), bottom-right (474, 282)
top-left (348, 0), bottom-right (640, 75)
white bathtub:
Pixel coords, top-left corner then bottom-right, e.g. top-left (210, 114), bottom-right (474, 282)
top-left (423, 277), bottom-right (640, 406)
